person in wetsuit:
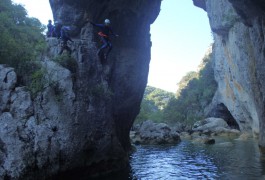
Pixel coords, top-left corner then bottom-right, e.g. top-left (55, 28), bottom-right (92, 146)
top-left (59, 26), bottom-right (73, 56)
top-left (53, 21), bottom-right (62, 39)
top-left (89, 19), bottom-right (119, 59)
top-left (46, 20), bottom-right (54, 37)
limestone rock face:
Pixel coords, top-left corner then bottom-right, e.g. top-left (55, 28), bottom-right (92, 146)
top-left (0, 63), bottom-right (76, 178)
top-left (193, 117), bottom-right (229, 131)
top-left (3, 0), bottom-right (265, 178)
top-left (192, 117), bottom-right (240, 136)
top-left (0, 0), bottom-right (161, 178)
top-left (194, 0), bottom-right (265, 148)
top-left (49, 0), bottom-right (161, 152)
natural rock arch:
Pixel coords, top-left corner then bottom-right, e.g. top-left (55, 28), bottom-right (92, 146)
top-left (1, 0), bottom-right (265, 178)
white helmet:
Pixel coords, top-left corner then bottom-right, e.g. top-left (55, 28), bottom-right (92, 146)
top-left (104, 19), bottom-right (110, 25)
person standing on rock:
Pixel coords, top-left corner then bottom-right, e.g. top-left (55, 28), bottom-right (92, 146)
top-left (59, 26), bottom-right (73, 56)
top-left (46, 20), bottom-right (54, 37)
top-left (87, 19), bottom-right (119, 59)
top-left (53, 21), bottom-right (62, 38)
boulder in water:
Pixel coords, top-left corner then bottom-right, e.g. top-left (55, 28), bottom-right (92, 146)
top-left (131, 120), bottom-right (181, 145)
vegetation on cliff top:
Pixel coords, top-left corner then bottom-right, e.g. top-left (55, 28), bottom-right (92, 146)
top-left (0, 0), bottom-right (46, 86)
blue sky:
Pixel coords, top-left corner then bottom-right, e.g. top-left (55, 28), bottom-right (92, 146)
top-left (149, 0), bottom-right (213, 92)
top-left (12, 0), bottom-right (213, 93)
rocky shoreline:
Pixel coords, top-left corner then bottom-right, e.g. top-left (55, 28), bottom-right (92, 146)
top-left (131, 118), bottom-right (253, 146)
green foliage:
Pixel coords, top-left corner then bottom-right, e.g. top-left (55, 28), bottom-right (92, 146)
top-left (0, 0), bottom-right (46, 87)
top-left (163, 51), bottom-right (217, 126)
top-left (145, 87), bottom-right (174, 110)
top-left (176, 71), bottom-right (197, 97)
top-left (135, 50), bottom-right (217, 128)
top-left (135, 86), bottom-right (174, 124)
top-left (52, 55), bottom-right (77, 74)
top-left (27, 67), bottom-right (46, 97)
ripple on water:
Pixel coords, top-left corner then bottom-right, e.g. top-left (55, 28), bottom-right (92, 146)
top-left (129, 139), bottom-right (265, 180)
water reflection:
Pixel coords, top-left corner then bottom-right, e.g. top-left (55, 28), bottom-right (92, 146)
top-left (129, 138), bottom-right (265, 180)
top-left (91, 138), bottom-right (265, 180)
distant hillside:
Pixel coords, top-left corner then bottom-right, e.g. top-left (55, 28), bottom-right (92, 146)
top-left (135, 86), bottom-right (174, 124)
top-left (136, 49), bottom-right (217, 128)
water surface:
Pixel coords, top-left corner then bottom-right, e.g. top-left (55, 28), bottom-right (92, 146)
top-left (96, 138), bottom-right (265, 179)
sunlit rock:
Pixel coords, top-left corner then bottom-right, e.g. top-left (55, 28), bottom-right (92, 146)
top-left (193, 117), bottom-right (229, 131)
top-left (131, 120), bottom-right (181, 145)
top-left (196, 0), bottom-right (265, 151)
top-left (236, 133), bottom-right (253, 141)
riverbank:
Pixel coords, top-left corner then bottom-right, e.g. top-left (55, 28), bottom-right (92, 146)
top-left (130, 118), bottom-right (251, 146)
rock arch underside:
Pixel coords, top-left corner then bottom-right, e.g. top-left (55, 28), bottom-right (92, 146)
top-left (1, 0), bottom-right (265, 178)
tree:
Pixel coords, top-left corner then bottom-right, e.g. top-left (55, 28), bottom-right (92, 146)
top-left (162, 49), bottom-right (217, 126)
top-left (134, 86), bottom-right (174, 124)
top-left (0, 0), bottom-right (46, 85)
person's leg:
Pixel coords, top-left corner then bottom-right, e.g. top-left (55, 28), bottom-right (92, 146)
top-left (97, 37), bottom-right (108, 56)
top-left (59, 41), bottom-right (67, 55)
top-left (105, 41), bottom-right (112, 59)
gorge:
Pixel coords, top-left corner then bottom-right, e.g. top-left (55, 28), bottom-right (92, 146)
top-left (1, 0), bottom-right (265, 178)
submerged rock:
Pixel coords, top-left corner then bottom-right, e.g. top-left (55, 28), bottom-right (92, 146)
top-left (131, 120), bottom-right (181, 145)
top-left (236, 133), bottom-right (253, 141)
top-left (192, 136), bottom-right (215, 145)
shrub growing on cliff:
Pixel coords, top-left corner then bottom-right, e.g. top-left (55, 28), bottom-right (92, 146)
top-left (24, 63), bottom-right (47, 97)
top-left (0, 0), bottom-right (46, 85)
top-left (53, 55), bottom-right (77, 74)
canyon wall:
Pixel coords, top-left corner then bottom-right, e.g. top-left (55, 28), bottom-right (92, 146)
top-left (2, 0), bottom-right (265, 178)
top-left (0, 0), bottom-right (161, 178)
top-left (194, 0), bottom-right (265, 148)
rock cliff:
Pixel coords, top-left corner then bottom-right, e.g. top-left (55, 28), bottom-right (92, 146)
top-left (0, 0), bottom-right (161, 178)
top-left (2, 0), bottom-right (265, 178)
top-left (194, 0), bottom-right (265, 149)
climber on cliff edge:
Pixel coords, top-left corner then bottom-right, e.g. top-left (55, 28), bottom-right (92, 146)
top-left (87, 19), bottom-right (119, 60)
top-left (46, 20), bottom-right (54, 37)
top-left (59, 26), bottom-right (73, 56)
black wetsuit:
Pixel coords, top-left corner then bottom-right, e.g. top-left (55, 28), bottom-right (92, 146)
top-left (47, 22), bottom-right (54, 37)
top-left (90, 22), bottom-right (117, 58)
top-left (59, 26), bottom-right (73, 56)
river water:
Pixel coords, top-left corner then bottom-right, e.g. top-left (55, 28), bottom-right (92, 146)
top-left (130, 138), bottom-right (265, 179)
top-left (96, 137), bottom-right (265, 180)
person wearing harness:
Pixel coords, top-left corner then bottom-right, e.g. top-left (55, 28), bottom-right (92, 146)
top-left (88, 19), bottom-right (119, 59)
top-left (59, 26), bottom-right (73, 56)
